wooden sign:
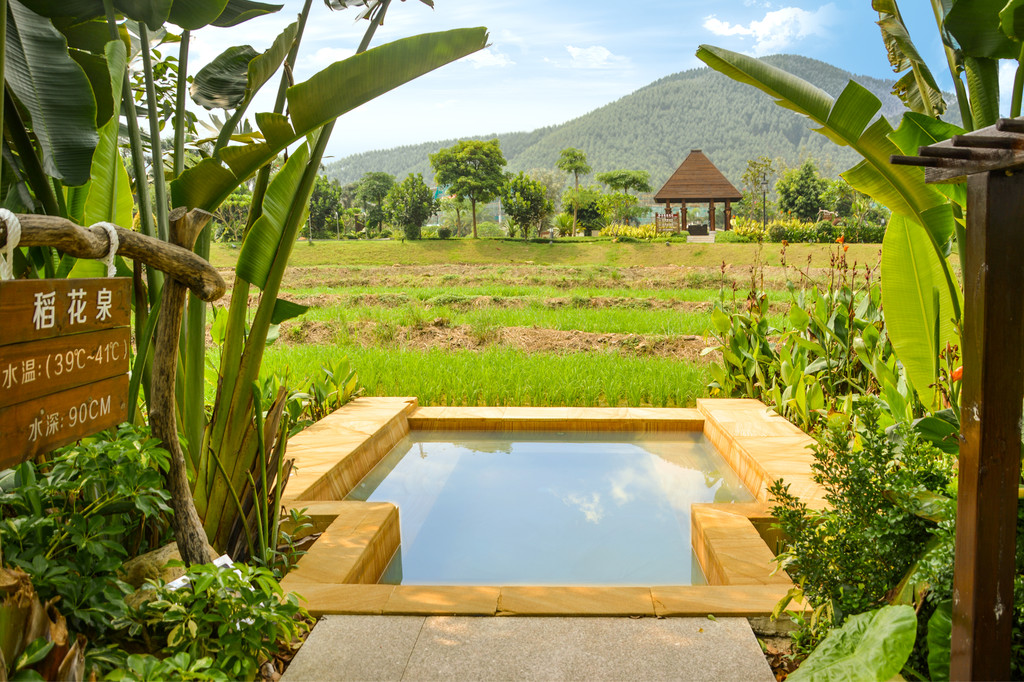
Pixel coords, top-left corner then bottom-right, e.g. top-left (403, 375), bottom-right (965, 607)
top-left (0, 278), bottom-right (131, 468)
top-left (0, 374), bottom-right (129, 461)
top-left (0, 278), bottom-right (131, 346)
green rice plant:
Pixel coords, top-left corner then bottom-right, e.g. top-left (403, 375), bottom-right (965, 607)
top-left (258, 345), bottom-right (711, 408)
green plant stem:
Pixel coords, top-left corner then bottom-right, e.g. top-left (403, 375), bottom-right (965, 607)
top-left (1012, 44), bottom-right (1024, 118)
top-left (929, 0), bottom-right (973, 130)
top-left (178, 26), bottom-right (208, 470)
top-left (115, 46), bottom-right (162, 302)
top-left (173, 30), bottom-right (190, 178)
top-left (244, 0), bottom-right (314, 235)
top-left (139, 25), bottom-right (169, 243)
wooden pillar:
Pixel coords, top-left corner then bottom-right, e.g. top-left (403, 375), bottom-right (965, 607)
top-left (681, 202), bottom-right (687, 234)
top-left (709, 200), bottom-right (716, 231)
top-left (951, 170), bottom-right (1024, 680)
top-left (725, 201), bottom-right (732, 231)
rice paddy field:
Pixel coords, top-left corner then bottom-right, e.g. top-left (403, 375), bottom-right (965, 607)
top-left (209, 239), bottom-right (882, 408)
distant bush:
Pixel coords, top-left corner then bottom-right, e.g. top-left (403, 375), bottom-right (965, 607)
top-left (812, 220), bottom-right (837, 243)
top-left (403, 223), bottom-right (421, 240)
top-left (600, 223), bottom-right (658, 240)
top-left (437, 227), bottom-right (452, 240)
top-left (839, 221), bottom-right (886, 244)
top-left (714, 230), bottom-right (752, 243)
top-left (476, 221), bottom-right (506, 238)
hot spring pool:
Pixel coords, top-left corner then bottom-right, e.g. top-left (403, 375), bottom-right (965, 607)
top-left (343, 430), bottom-right (754, 586)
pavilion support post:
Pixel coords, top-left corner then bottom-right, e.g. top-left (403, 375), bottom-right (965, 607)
top-left (951, 170), bottom-right (1024, 681)
top-left (724, 201), bottom-right (732, 231)
top-left (709, 200), bottom-right (716, 231)
top-left (680, 202), bottom-right (687, 234)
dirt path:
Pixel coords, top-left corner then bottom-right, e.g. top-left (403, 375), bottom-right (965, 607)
top-left (279, 318), bottom-right (719, 361)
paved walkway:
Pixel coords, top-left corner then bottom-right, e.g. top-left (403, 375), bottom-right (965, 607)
top-left (282, 616), bottom-right (773, 681)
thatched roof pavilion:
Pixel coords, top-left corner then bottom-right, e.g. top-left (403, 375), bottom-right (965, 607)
top-left (654, 150), bottom-right (742, 232)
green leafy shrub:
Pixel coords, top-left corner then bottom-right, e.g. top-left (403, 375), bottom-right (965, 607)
top-left (600, 223), bottom-right (658, 240)
top-left (111, 562), bottom-right (309, 681)
top-left (437, 227), bottom-right (452, 239)
top-left (707, 245), bottom-right (911, 431)
top-left (771, 401), bottom-right (955, 619)
top-left (0, 426), bottom-right (173, 635)
top-left (713, 229), bottom-right (752, 243)
top-left (812, 220), bottom-right (836, 243)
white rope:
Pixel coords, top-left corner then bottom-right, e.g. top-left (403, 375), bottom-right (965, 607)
top-left (96, 222), bottom-right (120, 277)
top-left (0, 209), bottom-right (21, 280)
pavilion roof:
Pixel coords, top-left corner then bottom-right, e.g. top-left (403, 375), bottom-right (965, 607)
top-left (654, 150), bottom-right (742, 203)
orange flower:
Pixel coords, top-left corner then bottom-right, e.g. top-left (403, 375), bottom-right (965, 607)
top-left (843, 244), bottom-right (849, 252)
top-left (836, 236), bottom-right (845, 244)
top-left (951, 366), bottom-right (963, 382)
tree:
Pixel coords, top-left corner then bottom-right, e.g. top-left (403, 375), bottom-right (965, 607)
top-left (527, 168), bottom-right (567, 213)
top-left (439, 195), bottom-right (471, 236)
top-left (560, 184), bottom-right (604, 234)
top-left (429, 139), bottom-right (507, 238)
top-left (355, 171), bottom-right (395, 236)
top-left (556, 148), bottom-right (591, 236)
top-left (309, 175), bottom-right (344, 238)
top-left (739, 156), bottom-right (778, 223)
top-left (501, 171), bottom-right (551, 240)
top-left (597, 192), bottom-right (641, 225)
top-left (383, 172), bottom-right (435, 240)
top-left (776, 160), bottom-right (827, 222)
top-left (595, 170), bottom-right (652, 195)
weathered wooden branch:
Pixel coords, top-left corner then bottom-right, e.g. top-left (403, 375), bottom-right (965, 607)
top-left (0, 213), bottom-right (225, 302)
top-left (150, 207), bottom-right (215, 567)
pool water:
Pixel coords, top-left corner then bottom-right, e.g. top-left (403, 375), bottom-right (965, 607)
top-left (344, 431), bottom-right (754, 586)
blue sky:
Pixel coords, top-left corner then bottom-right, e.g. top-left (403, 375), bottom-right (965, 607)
top-left (188, 1), bottom-right (964, 161)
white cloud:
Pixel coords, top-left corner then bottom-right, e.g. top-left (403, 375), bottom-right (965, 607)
top-left (562, 492), bottom-right (604, 524)
top-left (465, 48), bottom-right (515, 68)
top-left (703, 4), bottom-right (838, 56)
top-left (565, 45), bottom-right (628, 69)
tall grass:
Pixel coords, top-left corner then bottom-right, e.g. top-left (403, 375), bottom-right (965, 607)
top-left (258, 345), bottom-right (711, 407)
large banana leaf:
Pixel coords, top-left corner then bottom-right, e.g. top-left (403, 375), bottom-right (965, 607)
top-left (697, 44), bottom-right (964, 406)
top-left (169, 0), bottom-right (230, 30)
top-left (946, 0), bottom-right (1019, 58)
top-left (84, 119), bottom-right (133, 229)
top-left (212, 0), bottom-right (283, 27)
top-left (881, 214), bottom-right (961, 411)
top-left (171, 27), bottom-right (489, 211)
top-left (235, 143), bottom-right (310, 288)
top-left (6, 0), bottom-right (98, 186)
top-left (696, 45), bottom-right (950, 242)
top-left (190, 22), bottom-right (296, 112)
top-left (874, 0), bottom-right (946, 115)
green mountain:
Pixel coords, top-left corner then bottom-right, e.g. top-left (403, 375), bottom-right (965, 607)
top-left (324, 54), bottom-right (924, 190)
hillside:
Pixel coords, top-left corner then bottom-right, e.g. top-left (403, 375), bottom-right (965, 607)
top-left (324, 54), bottom-right (931, 189)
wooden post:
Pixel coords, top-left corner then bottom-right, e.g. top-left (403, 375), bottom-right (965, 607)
top-left (725, 201), bottom-right (732, 231)
top-left (950, 170), bottom-right (1024, 680)
top-left (150, 207), bottom-right (215, 567)
top-left (681, 202), bottom-right (687, 234)
top-left (709, 200), bottom-right (716, 231)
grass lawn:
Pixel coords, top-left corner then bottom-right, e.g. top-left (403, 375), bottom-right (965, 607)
top-left (209, 239), bottom-right (876, 408)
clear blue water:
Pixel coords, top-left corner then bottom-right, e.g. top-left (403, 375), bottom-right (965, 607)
top-left (344, 431), bottom-right (754, 586)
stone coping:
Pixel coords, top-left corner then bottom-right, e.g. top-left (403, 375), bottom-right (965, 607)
top-left (280, 398), bottom-right (819, 617)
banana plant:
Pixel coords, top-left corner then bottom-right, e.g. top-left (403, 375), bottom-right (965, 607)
top-left (695, 45), bottom-right (962, 411)
top-left (175, 11), bottom-right (487, 550)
